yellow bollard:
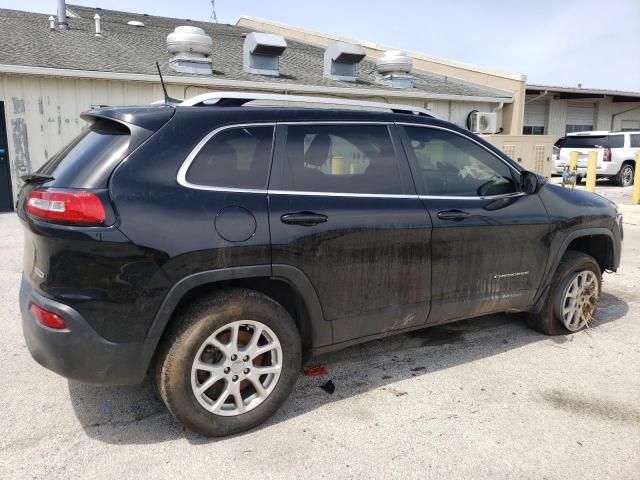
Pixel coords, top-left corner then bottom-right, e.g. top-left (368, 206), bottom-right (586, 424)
top-left (331, 156), bottom-right (345, 175)
top-left (633, 151), bottom-right (640, 204)
top-left (586, 150), bottom-right (597, 192)
top-left (569, 151), bottom-right (579, 189)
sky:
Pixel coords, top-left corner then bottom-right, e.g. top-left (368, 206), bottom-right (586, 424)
top-left (4, 0), bottom-right (640, 91)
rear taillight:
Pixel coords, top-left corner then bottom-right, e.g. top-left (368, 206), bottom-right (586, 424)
top-left (26, 188), bottom-right (106, 225)
top-left (604, 148), bottom-right (612, 162)
top-left (30, 304), bottom-right (67, 330)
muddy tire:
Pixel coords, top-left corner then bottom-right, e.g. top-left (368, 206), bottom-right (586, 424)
top-left (154, 288), bottom-right (301, 437)
top-left (527, 251), bottom-right (601, 335)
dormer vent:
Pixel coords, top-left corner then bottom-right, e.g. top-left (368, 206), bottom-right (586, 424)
top-left (323, 41), bottom-right (366, 82)
top-left (166, 26), bottom-right (213, 75)
top-left (243, 32), bottom-right (287, 76)
top-left (375, 50), bottom-right (414, 89)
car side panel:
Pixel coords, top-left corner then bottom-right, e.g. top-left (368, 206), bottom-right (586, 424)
top-left (109, 111), bottom-right (273, 341)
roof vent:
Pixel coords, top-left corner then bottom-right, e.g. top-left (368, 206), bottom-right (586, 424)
top-left (323, 41), bottom-right (366, 82)
top-left (127, 20), bottom-right (145, 27)
top-left (166, 26), bottom-right (213, 75)
top-left (375, 50), bottom-right (413, 89)
top-left (243, 32), bottom-right (287, 76)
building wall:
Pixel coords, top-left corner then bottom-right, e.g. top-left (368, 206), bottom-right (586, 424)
top-left (0, 73), bottom-right (501, 200)
top-left (524, 94), bottom-right (640, 141)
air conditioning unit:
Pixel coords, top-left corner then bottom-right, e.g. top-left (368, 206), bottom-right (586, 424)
top-left (470, 112), bottom-right (498, 134)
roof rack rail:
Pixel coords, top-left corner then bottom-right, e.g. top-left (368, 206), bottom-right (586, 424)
top-left (178, 92), bottom-right (436, 117)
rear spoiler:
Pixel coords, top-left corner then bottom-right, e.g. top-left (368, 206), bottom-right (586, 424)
top-left (81, 105), bottom-right (175, 132)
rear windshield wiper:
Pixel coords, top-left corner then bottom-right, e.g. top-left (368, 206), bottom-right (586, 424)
top-left (20, 173), bottom-right (54, 184)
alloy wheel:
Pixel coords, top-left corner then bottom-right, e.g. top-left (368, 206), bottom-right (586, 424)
top-left (621, 165), bottom-right (634, 187)
top-left (190, 320), bottom-right (283, 416)
top-left (559, 270), bottom-right (599, 331)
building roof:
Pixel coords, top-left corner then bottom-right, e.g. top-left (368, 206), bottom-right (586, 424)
top-left (236, 15), bottom-right (525, 82)
top-left (0, 5), bottom-right (512, 102)
top-left (527, 84), bottom-right (640, 102)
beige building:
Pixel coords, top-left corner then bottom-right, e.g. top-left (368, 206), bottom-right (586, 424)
top-left (236, 15), bottom-right (528, 136)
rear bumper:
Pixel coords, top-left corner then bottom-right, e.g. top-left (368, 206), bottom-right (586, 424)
top-left (553, 162), bottom-right (619, 176)
top-left (20, 276), bottom-right (157, 386)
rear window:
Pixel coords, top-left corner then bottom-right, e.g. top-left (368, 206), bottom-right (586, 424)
top-left (562, 135), bottom-right (608, 149)
top-left (608, 135), bottom-right (625, 149)
top-left (37, 119), bottom-right (131, 186)
top-left (186, 126), bottom-right (274, 189)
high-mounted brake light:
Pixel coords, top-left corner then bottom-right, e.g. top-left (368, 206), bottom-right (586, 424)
top-left (30, 304), bottom-right (67, 330)
top-left (26, 189), bottom-right (106, 225)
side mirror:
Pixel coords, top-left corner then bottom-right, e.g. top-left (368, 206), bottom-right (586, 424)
top-left (521, 171), bottom-right (546, 194)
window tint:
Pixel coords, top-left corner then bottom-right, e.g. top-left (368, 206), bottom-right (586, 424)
top-left (608, 135), bottom-right (625, 149)
top-left (631, 134), bottom-right (640, 148)
top-left (38, 119), bottom-right (130, 176)
top-left (403, 126), bottom-right (517, 197)
top-left (562, 135), bottom-right (608, 149)
top-left (282, 124), bottom-right (403, 194)
top-left (186, 126), bottom-right (274, 188)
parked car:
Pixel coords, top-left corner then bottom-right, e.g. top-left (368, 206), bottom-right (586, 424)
top-left (17, 93), bottom-right (623, 437)
top-left (553, 130), bottom-right (640, 186)
top-left (550, 138), bottom-right (563, 176)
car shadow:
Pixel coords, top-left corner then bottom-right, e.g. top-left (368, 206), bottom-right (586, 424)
top-left (68, 291), bottom-right (629, 445)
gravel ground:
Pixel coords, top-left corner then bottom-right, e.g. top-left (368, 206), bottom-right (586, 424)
top-left (0, 193), bottom-right (638, 479)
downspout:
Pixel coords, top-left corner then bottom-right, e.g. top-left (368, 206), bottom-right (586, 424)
top-left (493, 102), bottom-right (504, 133)
top-left (525, 91), bottom-right (549, 104)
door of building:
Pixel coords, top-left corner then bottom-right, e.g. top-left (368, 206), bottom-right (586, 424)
top-left (0, 101), bottom-right (14, 212)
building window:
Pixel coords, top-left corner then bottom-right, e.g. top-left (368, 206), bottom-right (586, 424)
top-left (522, 126), bottom-right (545, 135)
top-left (565, 125), bottom-right (593, 134)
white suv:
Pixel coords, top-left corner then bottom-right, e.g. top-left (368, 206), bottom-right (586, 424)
top-left (553, 131), bottom-right (640, 186)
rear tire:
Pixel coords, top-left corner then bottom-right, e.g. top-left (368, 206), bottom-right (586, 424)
top-left (155, 288), bottom-right (301, 437)
top-left (615, 163), bottom-right (634, 187)
top-left (527, 251), bottom-right (601, 335)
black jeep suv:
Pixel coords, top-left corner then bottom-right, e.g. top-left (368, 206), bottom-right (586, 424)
top-left (17, 94), bottom-right (622, 437)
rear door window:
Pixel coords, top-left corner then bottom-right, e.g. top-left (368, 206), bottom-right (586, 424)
top-left (630, 134), bottom-right (640, 148)
top-left (562, 135), bottom-right (608, 149)
top-left (282, 124), bottom-right (404, 194)
top-left (186, 126), bottom-right (274, 189)
top-left (608, 135), bottom-right (625, 149)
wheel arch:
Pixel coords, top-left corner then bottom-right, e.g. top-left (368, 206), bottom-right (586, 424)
top-left (145, 265), bottom-right (330, 361)
top-left (532, 228), bottom-right (618, 313)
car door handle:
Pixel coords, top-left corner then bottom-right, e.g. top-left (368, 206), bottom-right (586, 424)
top-left (437, 210), bottom-right (470, 221)
top-left (280, 212), bottom-right (328, 226)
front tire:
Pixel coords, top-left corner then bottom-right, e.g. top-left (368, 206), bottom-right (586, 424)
top-left (527, 251), bottom-right (601, 335)
top-left (155, 288), bottom-right (301, 437)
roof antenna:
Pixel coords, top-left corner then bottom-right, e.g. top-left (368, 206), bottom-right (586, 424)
top-left (155, 61), bottom-right (180, 104)
top-left (210, 0), bottom-right (218, 23)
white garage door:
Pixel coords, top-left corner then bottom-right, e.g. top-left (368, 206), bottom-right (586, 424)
top-left (523, 101), bottom-right (546, 134)
top-left (566, 102), bottom-right (595, 133)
